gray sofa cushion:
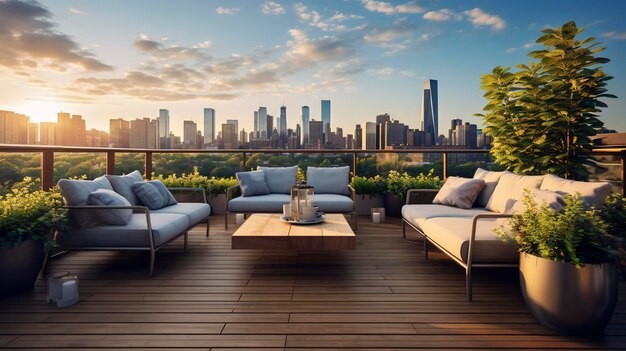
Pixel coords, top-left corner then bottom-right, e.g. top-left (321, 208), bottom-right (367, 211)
top-left (106, 170), bottom-right (144, 205)
top-left (147, 180), bottom-right (177, 206)
top-left (540, 174), bottom-right (612, 209)
top-left (86, 189), bottom-right (133, 225)
top-left (132, 182), bottom-right (167, 210)
top-left (257, 166), bottom-right (297, 194)
top-left (57, 175), bottom-right (113, 228)
top-left (473, 168), bottom-right (506, 207)
top-left (228, 194), bottom-right (290, 212)
top-left (307, 166), bottom-right (350, 195)
top-left (313, 194), bottom-right (353, 213)
top-left (57, 213), bottom-right (190, 248)
top-left (402, 204), bottom-right (492, 229)
top-left (236, 170), bottom-right (270, 197)
top-left (152, 202), bottom-right (211, 226)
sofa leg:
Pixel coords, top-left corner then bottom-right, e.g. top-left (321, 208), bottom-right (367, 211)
top-left (224, 212), bottom-right (229, 230)
top-left (423, 236), bottom-right (429, 260)
top-left (466, 266), bottom-right (473, 302)
top-left (402, 220), bottom-right (406, 239)
top-left (149, 250), bottom-right (155, 277)
top-left (353, 213), bottom-right (358, 230)
top-left (206, 217), bottom-right (210, 237)
top-left (183, 232), bottom-right (188, 252)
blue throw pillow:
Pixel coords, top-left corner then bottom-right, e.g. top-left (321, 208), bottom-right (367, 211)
top-left (132, 182), bottom-right (167, 210)
top-left (306, 166), bottom-right (350, 195)
top-left (105, 170), bottom-right (144, 205)
top-left (147, 180), bottom-right (178, 206)
top-left (87, 189), bottom-right (133, 225)
top-left (58, 175), bottom-right (114, 228)
top-left (257, 166), bottom-right (297, 194)
top-left (236, 170), bottom-right (270, 197)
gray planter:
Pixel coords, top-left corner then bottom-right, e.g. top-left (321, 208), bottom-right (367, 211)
top-left (355, 194), bottom-right (384, 216)
top-left (519, 252), bottom-right (618, 336)
top-left (0, 240), bottom-right (45, 297)
top-left (384, 193), bottom-right (404, 217)
top-left (207, 194), bottom-right (227, 215)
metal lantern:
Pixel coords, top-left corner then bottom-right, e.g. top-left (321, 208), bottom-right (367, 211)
top-left (290, 182), bottom-right (314, 221)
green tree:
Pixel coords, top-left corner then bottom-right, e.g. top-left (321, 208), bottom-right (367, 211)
top-left (477, 21), bottom-right (615, 180)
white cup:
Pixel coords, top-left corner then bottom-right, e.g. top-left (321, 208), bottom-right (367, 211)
top-left (372, 212), bottom-right (381, 223)
top-left (302, 206), bottom-right (317, 222)
top-left (282, 203), bottom-right (291, 218)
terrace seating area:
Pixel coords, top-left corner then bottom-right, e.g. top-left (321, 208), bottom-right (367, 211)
top-left (1, 217), bottom-right (625, 349)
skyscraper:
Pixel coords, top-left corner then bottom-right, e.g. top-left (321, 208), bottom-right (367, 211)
top-left (280, 105), bottom-right (287, 138)
top-left (309, 119), bottom-right (323, 149)
top-left (258, 107), bottom-right (267, 139)
top-left (221, 123), bottom-right (237, 149)
top-left (321, 100), bottom-right (330, 142)
top-left (354, 124), bottom-right (362, 150)
top-left (56, 113), bottom-right (86, 146)
top-left (301, 106), bottom-right (310, 146)
top-left (39, 122), bottom-right (56, 145)
top-left (364, 122), bottom-right (377, 150)
top-left (110, 118), bottom-right (130, 148)
top-left (253, 110), bottom-right (258, 139)
top-left (130, 118), bottom-right (159, 149)
top-left (158, 109), bottom-right (170, 148)
top-left (420, 79), bottom-right (438, 146)
top-left (183, 120), bottom-right (197, 148)
top-left (226, 119), bottom-right (239, 146)
top-left (203, 108), bottom-right (215, 144)
top-left (267, 115), bottom-right (273, 136)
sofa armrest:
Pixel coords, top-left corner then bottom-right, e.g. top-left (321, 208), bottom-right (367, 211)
top-left (167, 187), bottom-right (207, 203)
top-left (467, 213), bottom-right (515, 266)
top-left (405, 189), bottom-right (440, 205)
top-left (226, 185), bottom-right (241, 202)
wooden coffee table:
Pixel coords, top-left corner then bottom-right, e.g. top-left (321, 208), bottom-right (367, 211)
top-left (231, 213), bottom-right (355, 251)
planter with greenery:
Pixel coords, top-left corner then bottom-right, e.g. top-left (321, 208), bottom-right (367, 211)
top-left (158, 170), bottom-right (238, 215)
top-left (0, 178), bottom-right (67, 297)
top-left (498, 192), bottom-right (624, 335)
top-left (384, 170), bottom-right (443, 217)
top-left (350, 175), bottom-right (386, 215)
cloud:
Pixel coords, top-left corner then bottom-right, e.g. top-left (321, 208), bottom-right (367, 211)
top-left (423, 9), bottom-right (461, 22)
top-left (205, 54), bottom-right (256, 75)
top-left (0, 0), bottom-right (112, 73)
top-left (601, 31), bottom-right (626, 40)
top-left (216, 6), bottom-right (239, 15)
top-left (193, 40), bottom-right (212, 49)
top-left (261, 1), bottom-right (285, 15)
top-left (285, 29), bottom-right (354, 64)
top-left (364, 26), bottom-right (413, 43)
top-left (464, 8), bottom-right (506, 31)
top-left (400, 70), bottom-right (415, 77)
top-left (134, 35), bottom-right (210, 61)
top-left (368, 67), bottom-right (394, 77)
top-left (68, 6), bottom-right (85, 15)
top-left (361, 0), bottom-right (424, 15)
top-left (294, 3), bottom-right (363, 32)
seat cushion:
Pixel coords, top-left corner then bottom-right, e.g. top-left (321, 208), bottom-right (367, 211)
top-left (314, 194), bottom-right (354, 213)
top-left (540, 174), bottom-right (612, 209)
top-left (228, 194), bottom-right (291, 212)
top-left (86, 189), bottom-right (133, 225)
top-left (236, 170), bottom-right (270, 197)
top-left (57, 175), bottom-right (114, 228)
top-left (432, 177), bottom-right (485, 209)
top-left (105, 170), bottom-right (144, 205)
top-left (420, 217), bottom-right (518, 263)
top-left (307, 166), bottom-right (350, 195)
top-left (57, 213), bottom-right (190, 248)
top-left (258, 166), bottom-right (297, 194)
top-left (473, 168), bottom-right (506, 207)
top-left (486, 172), bottom-right (545, 213)
top-left (402, 204), bottom-right (492, 229)
top-left (152, 202), bottom-right (211, 226)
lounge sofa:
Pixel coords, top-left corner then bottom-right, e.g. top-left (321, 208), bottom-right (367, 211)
top-left (51, 171), bottom-right (212, 276)
top-left (402, 169), bottom-right (613, 301)
top-left (226, 166), bottom-right (357, 229)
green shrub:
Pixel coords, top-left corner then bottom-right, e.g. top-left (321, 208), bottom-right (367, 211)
top-left (157, 169), bottom-right (237, 196)
top-left (350, 175), bottom-right (385, 197)
top-left (385, 170), bottom-right (443, 198)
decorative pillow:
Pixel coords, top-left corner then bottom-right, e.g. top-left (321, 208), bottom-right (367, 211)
top-left (132, 182), bottom-right (167, 210)
top-left (146, 180), bottom-right (177, 206)
top-left (257, 166), bottom-right (297, 194)
top-left (105, 170), bottom-right (144, 205)
top-left (236, 170), bottom-right (270, 197)
top-left (509, 188), bottom-right (566, 214)
top-left (473, 168), bottom-right (506, 208)
top-left (87, 189), bottom-right (133, 225)
top-left (432, 177), bottom-right (486, 209)
top-left (57, 175), bottom-right (113, 227)
top-left (540, 174), bottom-right (612, 209)
top-left (486, 173), bottom-right (545, 213)
top-left (306, 166), bottom-right (350, 195)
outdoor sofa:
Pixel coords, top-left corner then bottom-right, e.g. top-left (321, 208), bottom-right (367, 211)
top-left (51, 170), bottom-right (212, 276)
top-left (226, 166), bottom-right (357, 229)
top-left (402, 169), bottom-right (613, 301)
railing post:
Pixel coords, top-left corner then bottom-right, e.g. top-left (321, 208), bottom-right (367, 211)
top-left (621, 150), bottom-right (626, 197)
top-left (41, 150), bottom-right (54, 191)
top-left (145, 151), bottom-right (153, 179)
top-left (442, 152), bottom-right (448, 179)
top-left (353, 151), bottom-right (357, 177)
top-left (106, 151), bottom-right (115, 175)
top-left (241, 152), bottom-right (247, 171)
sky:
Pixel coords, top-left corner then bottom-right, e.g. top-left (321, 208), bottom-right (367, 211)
top-left (1, 0), bottom-right (625, 137)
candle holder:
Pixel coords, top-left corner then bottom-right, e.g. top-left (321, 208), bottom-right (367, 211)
top-left (290, 182), bottom-right (314, 221)
top-left (47, 272), bottom-right (79, 308)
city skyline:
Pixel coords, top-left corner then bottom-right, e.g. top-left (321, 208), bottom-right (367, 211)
top-left (0, 1), bottom-right (625, 136)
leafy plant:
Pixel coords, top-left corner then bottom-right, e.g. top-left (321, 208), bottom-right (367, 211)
top-left (477, 21), bottom-right (615, 180)
top-left (385, 170), bottom-right (443, 198)
top-left (156, 168), bottom-right (237, 196)
top-left (602, 193), bottom-right (626, 274)
top-left (350, 175), bottom-right (386, 198)
top-left (0, 177), bottom-right (68, 250)
top-left (498, 190), bottom-right (622, 267)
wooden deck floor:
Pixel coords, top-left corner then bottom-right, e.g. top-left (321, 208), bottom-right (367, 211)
top-left (1, 216), bottom-right (625, 350)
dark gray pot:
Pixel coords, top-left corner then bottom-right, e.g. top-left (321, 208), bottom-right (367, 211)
top-left (355, 195), bottom-right (384, 216)
top-left (207, 194), bottom-right (227, 215)
top-left (0, 240), bottom-right (45, 297)
top-left (519, 252), bottom-right (618, 336)
top-left (383, 193), bottom-right (404, 217)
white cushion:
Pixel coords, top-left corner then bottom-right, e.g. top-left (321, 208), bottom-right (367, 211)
top-left (432, 177), bottom-right (485, 209)
top-left (486, 173), bottom-right (545, 213)
top-left (401, 204), bottom-right (492, 229)
top-left (473, 168), bottom-right (506, 207)
top-left (540, 174), bottom-right (612, 209)
top-left (420, 217), bottom-right (518, 263)
top-left (509, 188), bottom-right (565, 214)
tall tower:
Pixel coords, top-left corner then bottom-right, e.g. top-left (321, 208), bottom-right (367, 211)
top-left (301, 106), bottom-right (310, 146)
top-left (158, 109), bottom-right (170, 148)
top-left (420, 79), bottom-right (438, 146)
top-left (258, 107), bottom-right (267, 139)
top-left (203, 108), bottom-right (215, 144)
top-left (279, 105), bottom-right (287, 136)
top-left (321, 100), bottom-right (330, 143)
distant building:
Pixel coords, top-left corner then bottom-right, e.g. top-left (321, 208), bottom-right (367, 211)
top-left (28, 122), bottom-right (38, 145)
top-left (421, 79), bottom-right (438, 145)
top-left (39, 122), bottom-right (56, 145)
top-left (240, 129), bottom-right (248, 144)
top-left (354, 124), bottom-right (362, 150)
top-left (321, 100), bottom-right (330, 142)
top-left (57, 113), bottom-right (86, 146)
top-left (221, 123), bottom-right (237, 149)
top-left (253, 110), bottom-right (259, 139)
top-left (130, 118), bottom-right (159, 149)
top-left (302, 106), bottom-right (310, 146)
top-left (203, 108), bottom-right (215, 144)
top-left (258, 107), bottom-right (267, 138)
top-left (376, 113), bottom-right (391, 149)
top-left (183, 120), bottom-right (198, 148)
top-left (266, 114), bottom-right (273, 138)
top-left (383, 120), bottom-right (407, 148)
top-left (226, 119), bottom-right (239, 146)
top-left (280, 105), bottom-right (287, 138)
top-left (158, 109), bottom-right (170, 148)
top-left (0, 110), bottom-right (29, 145)
top-left (308, 119), bottom-right (323, 149)
top-left (346, 134), bottom-right (354, 149)
top-left (109, 118), bottom-right (130, 148)
top-left (86, 129), bottom-right (110, 147)
top-left (364, 122), bottom-right (377, 150)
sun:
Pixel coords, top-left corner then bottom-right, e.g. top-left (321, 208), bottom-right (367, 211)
top-left (15, 100), bottom-right (66, 123)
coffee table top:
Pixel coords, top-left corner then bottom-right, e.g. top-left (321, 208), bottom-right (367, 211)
top-left (232, 213), bottom-right (355, 250)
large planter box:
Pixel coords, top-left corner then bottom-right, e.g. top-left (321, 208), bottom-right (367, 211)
top-left (354, 194), bottom-right (385, 216)
top-left (0, 240), bottom-right (44, 297)
top-left (207, 194), bottom-right (227, 215)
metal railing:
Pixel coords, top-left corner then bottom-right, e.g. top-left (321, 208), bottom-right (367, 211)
top-left (0, 144), bottom-right (624, 195)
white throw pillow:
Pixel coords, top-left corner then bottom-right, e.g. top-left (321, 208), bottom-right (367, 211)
top-left (486, 173), bottom-right (545, 213)
top-left (509, 188), bottom-right (566, 214)
top-left (432, 177), bottom-right (486, 209)
top-left (540, 174), bottom-right (612, 209)
top-left (473, 168), bottom-right (506, 208)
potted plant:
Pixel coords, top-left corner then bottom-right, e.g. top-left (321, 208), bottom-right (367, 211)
top-left (159, 170), bottom-right (237, 215)
top-left (0, 178), bottom-right (67, 297)
top-left (602, 193), bottom-right (626, 279)
top-left (384, 170), bottom-right (443, 217)
top-left (351, 175), bottom-right (386, 215)
top-left (498, 191), bottom-right (623, 336)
